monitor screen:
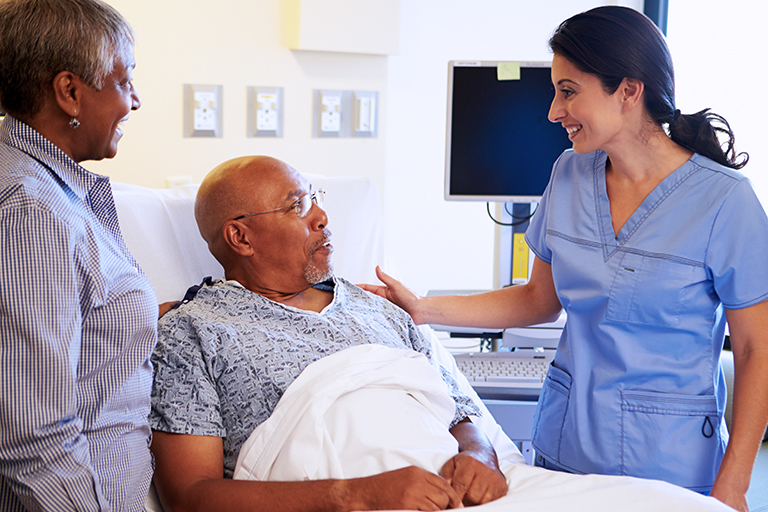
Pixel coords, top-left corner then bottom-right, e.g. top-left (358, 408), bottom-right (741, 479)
top-left (444, 61), bottom-right (572, 202)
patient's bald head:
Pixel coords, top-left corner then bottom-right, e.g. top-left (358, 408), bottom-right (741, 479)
top-left (195, 156), bottom-right (333, 294)
top-left (196, 156), bottom-right (302, 254)
top-left (197, 156), bottom-right (282, 241)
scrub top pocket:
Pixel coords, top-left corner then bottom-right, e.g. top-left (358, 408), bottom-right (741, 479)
top-left (532, 364), bottom-right (572, 462)
top-left (606, 253), bottom-right (702, 327)
top-left (620, 389), bottom-right (722, 491)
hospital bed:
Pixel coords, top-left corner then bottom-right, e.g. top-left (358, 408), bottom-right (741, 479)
top-left (111, 175), bottom-right (734, 512)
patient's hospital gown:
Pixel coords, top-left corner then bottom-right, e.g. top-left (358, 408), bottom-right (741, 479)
top-left (149, 277), bottom-right (479, 477)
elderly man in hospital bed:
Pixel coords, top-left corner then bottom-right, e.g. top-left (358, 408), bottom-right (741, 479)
top-left (149, 155), bottom-right (508, 511)
top-left (147, 155), bottom-right (734, 512)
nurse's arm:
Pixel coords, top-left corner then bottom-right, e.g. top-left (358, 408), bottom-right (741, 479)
top-left (712, 299), bottom-right (768, 512)
top-left (360, 257), bottom-right (562, 329)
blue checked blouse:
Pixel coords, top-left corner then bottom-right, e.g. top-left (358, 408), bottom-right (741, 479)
top-left (0, 116), bottom-right (157, 511)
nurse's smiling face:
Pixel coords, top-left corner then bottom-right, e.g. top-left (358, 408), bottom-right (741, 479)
top-left (548, 54), bottom-right (625, 155)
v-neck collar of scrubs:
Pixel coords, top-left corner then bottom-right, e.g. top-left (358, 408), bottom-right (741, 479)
top-left (594, 151), bottom-right (698, 259)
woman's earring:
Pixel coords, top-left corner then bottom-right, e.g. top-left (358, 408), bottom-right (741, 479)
top-left (69, 111), bottom-right (80, 129)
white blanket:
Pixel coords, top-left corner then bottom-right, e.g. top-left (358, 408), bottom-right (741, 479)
top-left (234, 345), bottom-right (733, 511)
top-left (234, 344), bottom-right (460, 480)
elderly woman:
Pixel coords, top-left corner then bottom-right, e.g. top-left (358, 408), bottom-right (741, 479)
top-left (0, 1), bottom-right (155, 511)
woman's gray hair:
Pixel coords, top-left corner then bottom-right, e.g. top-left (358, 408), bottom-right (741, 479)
top-left (0, 0), bottom-right (135, 118)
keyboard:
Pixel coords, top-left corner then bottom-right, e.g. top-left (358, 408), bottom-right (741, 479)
top-left (454, 351), bottom-right (553, 399)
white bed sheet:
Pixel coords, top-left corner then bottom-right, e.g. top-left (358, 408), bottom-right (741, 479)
top-left (234, 345), bottom-right (733, 512)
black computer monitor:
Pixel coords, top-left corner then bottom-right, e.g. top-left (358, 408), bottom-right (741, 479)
top-left (444, 61), bottom-right (572, 202)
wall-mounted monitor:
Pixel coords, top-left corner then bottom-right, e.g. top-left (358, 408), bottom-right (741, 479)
top-left (444, 60), bottom-right (572, 202)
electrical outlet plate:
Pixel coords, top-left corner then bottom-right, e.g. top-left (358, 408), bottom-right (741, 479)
top-left (351, 90), bottom-right (378, 137)
top-left (184, 84), bottom-right (223, 138)
top-left (313, 89), bottom-right (343, 137)
top-left (247, 86), bottom-right (283, 137)
top-left (313, 89), bottom-right (379, 138)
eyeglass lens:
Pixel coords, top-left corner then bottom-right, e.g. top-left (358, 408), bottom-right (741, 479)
top-left (296, 190), bottom-right (324, 217)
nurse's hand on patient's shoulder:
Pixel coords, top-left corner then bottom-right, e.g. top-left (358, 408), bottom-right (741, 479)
top-left (358, 266), bottom-right (425, 323)
top-left (347, 465), bottom-right (462, 511)
top-left (440, 452), bottom-right (507, 506)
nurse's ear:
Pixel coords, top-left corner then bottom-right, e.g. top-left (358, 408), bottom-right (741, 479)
top-left (618, 78), bottom-right (644, 112)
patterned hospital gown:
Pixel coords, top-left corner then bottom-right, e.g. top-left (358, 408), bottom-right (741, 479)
top-left (149, 277), bottom-right (479, 477)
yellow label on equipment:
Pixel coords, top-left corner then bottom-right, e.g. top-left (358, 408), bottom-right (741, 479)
top-left (512, 233), bottom-right (530, 282)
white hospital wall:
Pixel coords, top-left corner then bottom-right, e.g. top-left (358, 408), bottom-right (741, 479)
top-left (93, 0), bottom-right (389, 189)
top-left (666, 1), bottom-right (768, 207)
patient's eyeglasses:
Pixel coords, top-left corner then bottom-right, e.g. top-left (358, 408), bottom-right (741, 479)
top-left (232, 189), bottom-right (325, 221)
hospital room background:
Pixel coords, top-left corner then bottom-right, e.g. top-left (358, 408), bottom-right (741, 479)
top-left (89, 0), bottom-right (766, 299)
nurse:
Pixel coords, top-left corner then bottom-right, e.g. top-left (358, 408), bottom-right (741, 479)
top-left (361, 6), bottom-right (768, 512)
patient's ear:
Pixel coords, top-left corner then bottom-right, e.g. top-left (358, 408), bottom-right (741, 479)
top-left (222, 220), bottom-right (255, 257)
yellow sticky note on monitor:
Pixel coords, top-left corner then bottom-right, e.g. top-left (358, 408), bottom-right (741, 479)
top-left (497, 62), bottom-right (521, 81)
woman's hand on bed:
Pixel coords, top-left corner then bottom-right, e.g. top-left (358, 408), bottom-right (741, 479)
top-left (710, 486), bottom-right (748, 512)
top-left (440, 451), bottom-right (507, 506)
top-left (358, 266), bottom-right (425, 323)
top-left (158, 301), bottom-right (180, 318)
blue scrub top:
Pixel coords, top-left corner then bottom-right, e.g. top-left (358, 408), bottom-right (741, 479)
top-left (526, 150), bottom-right (768, 492)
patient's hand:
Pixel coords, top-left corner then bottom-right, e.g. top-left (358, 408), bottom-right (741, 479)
top-left (444, 418), bottom-right (507, 506)
top-left (346, 466), bottom-right (462, 511)
top-left (440, 452), bottom-right (507, 506)
top-left (358, 266), bottom-right (425, 323)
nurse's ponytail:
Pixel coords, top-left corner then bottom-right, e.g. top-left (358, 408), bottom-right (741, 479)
top-left (667, 109), bottom-right (747, 169)
top-left (550, 6), bottom-right (748, 170)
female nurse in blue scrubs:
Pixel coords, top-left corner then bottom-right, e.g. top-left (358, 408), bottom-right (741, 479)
top-left (361, 6), bottom-right (768, 512)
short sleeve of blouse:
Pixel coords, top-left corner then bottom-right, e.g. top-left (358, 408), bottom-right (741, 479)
top-left (707, 178), bottom-right (768, 309)
top-left (149, 312), bottom-right (227, 437)
top-left (525, 154), bottom-right (563, 264)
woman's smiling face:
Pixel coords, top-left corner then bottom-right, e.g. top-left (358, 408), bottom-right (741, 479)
top-left (548, 54), bottom-right (625, 155)
top-left (74, 48), bottom-right (141, 162)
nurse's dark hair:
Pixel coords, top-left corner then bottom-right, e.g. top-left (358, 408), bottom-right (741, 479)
top-left (0, 0), bottom-right (134, 118)
top-left (549, 6), bottom-right (748, 169)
